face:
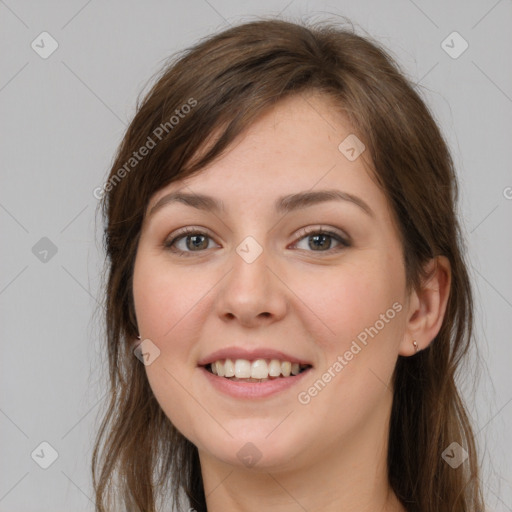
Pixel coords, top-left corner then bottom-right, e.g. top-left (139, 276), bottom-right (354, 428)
top-left (132, 92), bottom-right (410, 473)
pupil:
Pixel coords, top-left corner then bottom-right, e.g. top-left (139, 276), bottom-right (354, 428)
top-left (310, 234), bottom-right (330, 250)
top-left (188, 235), bottom-right (207, 250)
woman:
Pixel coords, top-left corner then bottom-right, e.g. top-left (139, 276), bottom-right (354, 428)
top-left (92, 17), bottom-right (484, 512)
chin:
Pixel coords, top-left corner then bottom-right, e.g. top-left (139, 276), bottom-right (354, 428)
top-left (195, 421), bottom-right (306, 471)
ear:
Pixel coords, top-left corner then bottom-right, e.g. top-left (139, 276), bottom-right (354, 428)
top-left (399, 256), bottom-right (451, 356)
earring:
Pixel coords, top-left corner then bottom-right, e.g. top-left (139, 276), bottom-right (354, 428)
top-left (137, 334), bottom-right (141, 340)
top-left (412, 340), bottom-right (419, 353)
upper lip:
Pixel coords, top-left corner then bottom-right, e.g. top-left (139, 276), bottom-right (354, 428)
top-left (197, 347), bottom-right (313, 366)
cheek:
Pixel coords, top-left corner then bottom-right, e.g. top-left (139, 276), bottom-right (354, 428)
top-left (132, 253), bottom-right (205, 437)
top-left (293, 257), bottom-right (404, 431)
top-left (292, 254), bottom-right (403, 350)
top-left (132, 252), bottom-right (196, 402)
top-left (133, 251), bottom-right (198, 340)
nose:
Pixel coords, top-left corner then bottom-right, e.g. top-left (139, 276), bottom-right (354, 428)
top-left (214, 242), bottom-right (288, 328)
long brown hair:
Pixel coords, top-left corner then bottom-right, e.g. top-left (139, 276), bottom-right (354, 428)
top-left (92, 17), bottom-right (484, 512)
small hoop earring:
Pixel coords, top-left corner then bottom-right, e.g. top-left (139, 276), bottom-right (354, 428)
top-left (412, 340), bottom-right (419, 353)
top-left (137, 334), bottom-right (141, 340)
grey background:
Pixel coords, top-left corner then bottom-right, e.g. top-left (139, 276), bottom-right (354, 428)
top-left (1, 0), bottom-right (511, 510)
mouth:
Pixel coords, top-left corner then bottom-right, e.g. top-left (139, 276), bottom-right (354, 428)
top-left (201, 358), bottom-right (313, 383)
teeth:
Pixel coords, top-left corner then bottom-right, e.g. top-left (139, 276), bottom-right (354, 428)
top-left (215, 360), bottom-right (225, 377)
top-left (224, 358), bottom-right (235, 377)
top-left (207, 358), bottom-right (310, 379)
top-left (234, 359), bottom-right (251, 378)
top-left (268, 359), bottom-right (282, 377)
top-left (251, 359), bottom-right (268, 379)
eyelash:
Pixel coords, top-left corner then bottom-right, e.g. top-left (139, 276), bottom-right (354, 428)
top-left (162, 226), bottom-right (350, 257)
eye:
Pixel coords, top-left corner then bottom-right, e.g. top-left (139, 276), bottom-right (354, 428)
top-left (163, 227), bottom-right (218, 257)
top-left (163, 225), bottom-right (350, 257)
top-left (291, 226), bottom-right (350, 253)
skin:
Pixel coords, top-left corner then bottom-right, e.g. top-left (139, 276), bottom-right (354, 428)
top-left (132, 92), bottom-right (451, 512)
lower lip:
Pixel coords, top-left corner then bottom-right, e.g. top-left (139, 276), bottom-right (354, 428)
top-left (199, 366), bottom-right (312, 399)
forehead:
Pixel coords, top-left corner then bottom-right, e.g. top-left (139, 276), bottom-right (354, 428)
top-left (148, 93), bottom-right (388, 220)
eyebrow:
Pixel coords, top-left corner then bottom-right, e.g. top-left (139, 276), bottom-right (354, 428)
top-left (148, 189), bottom-right (374, 218)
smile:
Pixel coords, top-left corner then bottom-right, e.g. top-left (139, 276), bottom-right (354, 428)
top-left (198, 347), bottom-right (313, 398)
top-left (206, 358), bottom-right (312, 382)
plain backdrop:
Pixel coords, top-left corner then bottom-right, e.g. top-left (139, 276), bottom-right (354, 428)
top-left (1, 1), bottom-right (511, 510)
